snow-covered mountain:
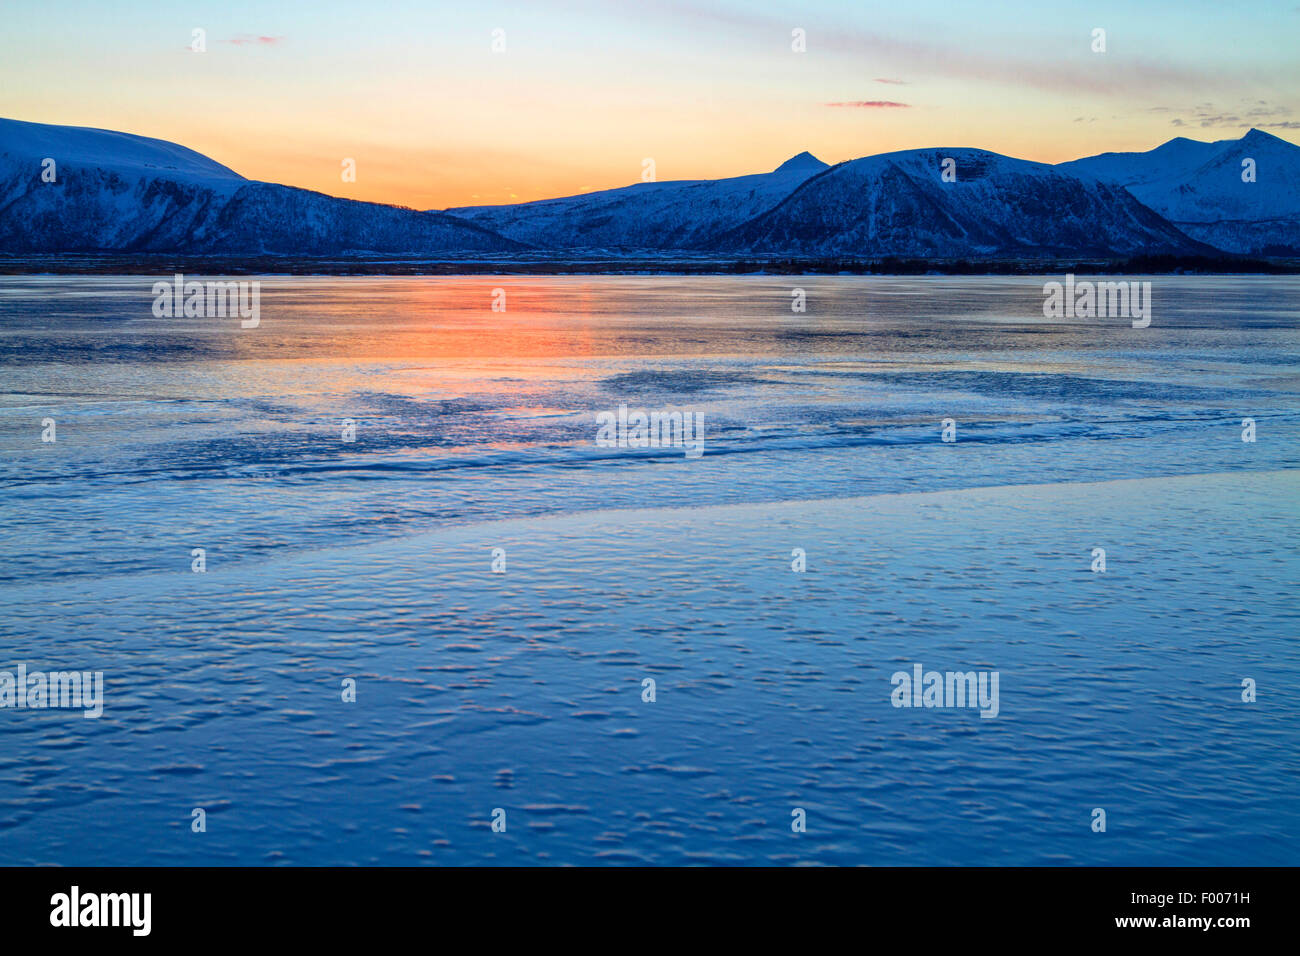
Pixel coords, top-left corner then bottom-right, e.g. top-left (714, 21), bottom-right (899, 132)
top-left (0, 118), bottom-right (521, 255)
top-left (1061, 129), bottom-right (1300, 255)
top-left (449, 146), bottom-right (1211, 258)
top-left (0, 117), bottom-right (246, 186)
top-left (715, 147), bottom-right (1208, 257)
top-left (1, 117), bottom-right (1294, 259)
top-left (447, 151), bottom-right (831, 253)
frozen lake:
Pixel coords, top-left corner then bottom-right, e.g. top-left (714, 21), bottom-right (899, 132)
top-left (1, 275), bottom-right (1297, 864)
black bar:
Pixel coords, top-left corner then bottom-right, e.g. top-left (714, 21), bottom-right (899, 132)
top-left (0, 867), bottom-right (1277, 942)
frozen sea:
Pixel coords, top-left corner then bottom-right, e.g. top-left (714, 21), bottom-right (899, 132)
top-left (0, 275), bottom-right (1297, 865)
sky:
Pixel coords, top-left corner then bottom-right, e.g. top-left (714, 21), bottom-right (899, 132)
top-left (2, 0), bottom-right (1298, 209)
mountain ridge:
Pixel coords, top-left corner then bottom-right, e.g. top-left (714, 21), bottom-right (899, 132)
top-left (2, 117), bottom-right (1296, 259)
top-left (1062, 128), bottom-right (1300, 254)
top-left (0, 117), bottom-right (521, 255)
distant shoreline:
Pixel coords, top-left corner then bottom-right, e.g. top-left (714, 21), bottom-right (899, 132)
top-left (2, 253), bottom-right (1299, 277)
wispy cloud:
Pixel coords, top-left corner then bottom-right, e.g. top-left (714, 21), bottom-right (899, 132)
top-left (230, 35), bottom-right (286, 47)
top-left (1160, 99), bottom-right (1296, 129)
top-left (644, 0), bottom-right (1234, 96)
top-left (826, 100), bottom-right (909, 108)
top-left (874, 78), bottom-right (907, 85)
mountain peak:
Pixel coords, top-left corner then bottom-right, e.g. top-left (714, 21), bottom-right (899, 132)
top-left (773, 151), bottom-right (828, 174)
top-left (1240, 127), bottom-right (1285, 147)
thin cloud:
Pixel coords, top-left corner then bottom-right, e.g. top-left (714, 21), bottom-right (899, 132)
top-left (826, 100), bottom-right (910, 108)
top-left (1164, 100), bottom-right (1296, 129)
top-left (644, 0), bottom-right (1231, 96)
top-left (230, 35), bottom-right (286, 46)
top-left (874, 78), bottom-right (907, 85)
